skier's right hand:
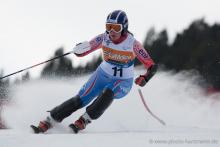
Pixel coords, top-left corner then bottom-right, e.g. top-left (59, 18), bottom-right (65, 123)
top-left (73, 41), bottom-right (91, 56)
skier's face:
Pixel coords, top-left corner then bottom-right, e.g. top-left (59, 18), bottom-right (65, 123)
top-left (109, 30), bottom-right (122, 42)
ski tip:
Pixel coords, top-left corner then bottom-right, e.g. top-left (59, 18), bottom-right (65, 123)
top-left (30, 125), bottom-right (41, 134)
top-left (69, 124), bottom-right (79, 134)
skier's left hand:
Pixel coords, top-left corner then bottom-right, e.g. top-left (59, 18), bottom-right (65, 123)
top-left (135, 75), bottom-right (147, 87)
top-left (135, 64), bottom-right (158, 87)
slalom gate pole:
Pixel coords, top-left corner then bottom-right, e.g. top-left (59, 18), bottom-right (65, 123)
top-left (138, 88), bottom-right (166, 126)
top-left (0, 51), bottom-right (73, 80)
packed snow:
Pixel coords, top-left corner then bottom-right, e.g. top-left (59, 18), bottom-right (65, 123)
top-left (1, 69), bottom-right (220, 147)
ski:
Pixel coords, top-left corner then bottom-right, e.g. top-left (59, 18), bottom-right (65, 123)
top-left (69, 124), bottom-right (80, 134)
top-left (30, 125), bottom-right (42, 134)
top-left (30, 124), bottom-right (80, 134)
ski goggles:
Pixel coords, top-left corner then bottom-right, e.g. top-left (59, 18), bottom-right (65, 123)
top-left (106, 23), bottom-right (123, 33)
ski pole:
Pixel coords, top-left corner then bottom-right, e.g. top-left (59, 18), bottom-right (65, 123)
top-left (0, 51), bottom-right (73, 80)
top-left (138, 88), bottom-right (166, 126)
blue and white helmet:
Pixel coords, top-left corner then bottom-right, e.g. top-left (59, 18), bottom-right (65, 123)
top-left (106, 10), bottom-right (128, 34)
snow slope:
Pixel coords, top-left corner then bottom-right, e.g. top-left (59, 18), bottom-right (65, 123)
top-left (1, 69), bottom-right (220, 147)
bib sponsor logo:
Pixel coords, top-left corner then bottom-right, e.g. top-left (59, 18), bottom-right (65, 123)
top-left (102, 46), bottom-right (135, 64)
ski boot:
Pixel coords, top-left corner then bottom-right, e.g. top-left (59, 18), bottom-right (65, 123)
top-left (30, 117), bottom-right (52, 134)
top-left (69, 114), bottom-right (91, 134)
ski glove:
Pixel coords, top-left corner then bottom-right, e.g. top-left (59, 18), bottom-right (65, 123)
top-left (135, 75), bottom-right (147, 87)
top-left (73, 41), bottom-right (91, 56)
top-left (135, 64), bottom-right (158, 87)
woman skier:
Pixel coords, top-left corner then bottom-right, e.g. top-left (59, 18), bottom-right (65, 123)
top-left (31, 10), bottom-right (157, 134)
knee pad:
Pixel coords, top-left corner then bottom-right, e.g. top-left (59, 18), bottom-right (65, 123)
top-left (50, 95), bottom-right (82, 122)
top-left (86, 88), bottom-right (114, 120)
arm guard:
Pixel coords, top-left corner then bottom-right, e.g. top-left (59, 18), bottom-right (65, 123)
top-left (144, 64), bottom-right (158, 82)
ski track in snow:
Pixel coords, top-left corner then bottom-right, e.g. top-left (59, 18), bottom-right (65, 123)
top-left (1, 69), bottom-right (220, 147)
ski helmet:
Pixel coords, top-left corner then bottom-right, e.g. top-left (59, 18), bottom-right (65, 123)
top-left (106, 10), bottom-right (128, 34)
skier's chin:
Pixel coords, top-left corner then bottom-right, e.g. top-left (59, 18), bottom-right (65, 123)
top-left (109, 35), bottom-right (121, 42)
